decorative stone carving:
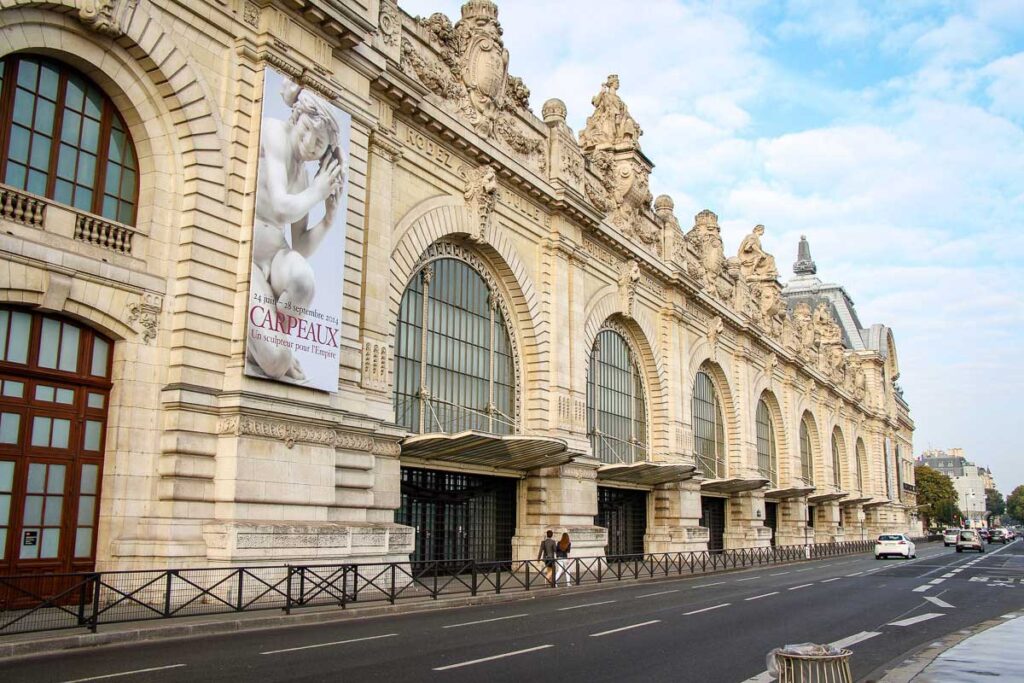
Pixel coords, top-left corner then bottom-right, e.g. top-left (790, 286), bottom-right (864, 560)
top-left (686, 210), bottom-right (733, 299)
top-left (579, 75), bottom-right (642, 151)
top-left (737, 224), bottom-right (779, 281)
top-left (400, 2), bottom-right (545, 170)
top-left (243, 1), bottom-right (260, 28)
top-left (126, 293), bottom-right (162, 344)
top-left (584, 150), bottom-right (617, 214)
top-left (463, 165), bottom-right (498, 243)
top-left (218, 415), bottom-right (338, 450)
top-left (378, 0), bottom-right (400, 46)
top-left (78, 0), bottom-right (131, 37)
top-left (792, 302), bottom-right (815, 356)
top-left (813, 303), bottom-right (843, 347)
top-left (618, 259), bottom-right (641, 318)
top-left (707, 316), bottom-right (724, 359)
top-left (361, 340), bottom-right (389, 392)
top-left (611, 161), bottom-right (656, 251)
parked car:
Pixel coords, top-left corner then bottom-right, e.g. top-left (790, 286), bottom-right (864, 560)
top-left (943, 529), bottom-right (960, 547)
top-left (956, 529), bottom-right (985, 553)
top-left (876, 533), bottom-right (916, 559)
top-left (989, 529), bottom-right (1008, 544)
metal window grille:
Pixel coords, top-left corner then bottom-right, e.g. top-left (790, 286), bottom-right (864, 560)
top-left (756, 399), bottom-right (777, 485)
top-left (393, 259), bottom-right (515, 436)
top-left (693, 371), bottom-right (725, 478)
top-left (856, 440), bottom-right (867, 494)
top-left (831, 431), bottom-right (843, 489)
top-left (596, 486), bottom-right (647, 556)
top-left (587, 330), bottom-right (647, 464)
top-left (799, 417), bottom-right (814, 485)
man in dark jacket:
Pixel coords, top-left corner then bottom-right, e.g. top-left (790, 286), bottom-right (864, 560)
top-left (538, 530), bottom-right (557, 584)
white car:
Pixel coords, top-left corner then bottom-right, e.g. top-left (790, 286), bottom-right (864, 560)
top-left (942, 528), bottom-right (960, 547)
top-left (875, 533), bottom-right (916, 559)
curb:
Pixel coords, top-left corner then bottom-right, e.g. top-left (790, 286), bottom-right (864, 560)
top-left (0, 590), bottom-right (535, 661)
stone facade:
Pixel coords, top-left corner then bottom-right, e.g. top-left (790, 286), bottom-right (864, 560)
top-left (0, 0), bottom-right (915, 572)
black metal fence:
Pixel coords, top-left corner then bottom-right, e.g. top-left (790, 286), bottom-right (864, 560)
top-left (0, 540), bottom-right (883, 636)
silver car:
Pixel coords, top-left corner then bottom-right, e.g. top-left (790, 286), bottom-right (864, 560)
top-left (956, 529), bottom-right (985, 553)
top-left (943, 528), bottom-right (960, 547)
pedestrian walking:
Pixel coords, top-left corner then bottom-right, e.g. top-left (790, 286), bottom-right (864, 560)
top-left (537, 530), bottom-right (557, 584)
top-left (555, 532), bottom-right (572, 586)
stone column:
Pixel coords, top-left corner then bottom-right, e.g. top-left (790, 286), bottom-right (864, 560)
top-left (813, 501), bottom-right (843, 542)
top-left (842, 504), bottom-right (867, 541)
top-left (724, 491), bottom-right (772, 549)
top-left (648, 479), bottom-right (706, 552)
top-left (776, 497), bottom-right (810, 546)
top-left (512, 459), bottom-right (606, 561)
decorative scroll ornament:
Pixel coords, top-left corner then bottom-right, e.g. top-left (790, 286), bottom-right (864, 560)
top-left (78, 0), bottom-right (135, 37)
top-left (618, 260), bottom-right (641, 318)
top-left (400, 2), bottom-right (545, 170)
top-left (126, 293), bottom-right (162, 344)
top-left (379, 0), bottom-right (400, 46)
top-left (579, 75), bottom-right (643, 151)
top-left (463, 165), bottom-right (498, 243)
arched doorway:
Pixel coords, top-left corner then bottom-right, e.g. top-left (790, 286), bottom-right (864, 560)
top-left (0, 307), bottom-right (112, 576)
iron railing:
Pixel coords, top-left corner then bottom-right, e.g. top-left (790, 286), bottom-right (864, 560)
top-left (0, 540), bottom-right (891, 636)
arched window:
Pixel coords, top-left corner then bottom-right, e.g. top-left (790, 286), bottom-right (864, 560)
top-left (0, 55), bottom-right (138, 225)
top-left (393, 258), bottom-right (515, 435)
top-left (856, 439), bottom-right (867, 493)
top-left (755, 398), bottom-right (777, 485)
top-left (799, 415), bottom-right (814, 485)
top-left (693, 370), bottom-right (725, 478)
top-left (831, 429), bottom-right (843, 488)
top-left (587, 328), bottom-right (647, 464)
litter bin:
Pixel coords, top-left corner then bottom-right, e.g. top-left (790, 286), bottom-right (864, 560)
top-left (767, 643), bottom-right (853, 682)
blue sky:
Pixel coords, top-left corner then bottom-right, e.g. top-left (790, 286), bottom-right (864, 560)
top-left (399, 0), bottom-right (1024, 494)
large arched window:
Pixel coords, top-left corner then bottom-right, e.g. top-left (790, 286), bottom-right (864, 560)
top-left (693, 370), bottom-right (725, 478)
top-left (856, 438), bottom-right (867, 493)
top-left (0, 55), bottom-right (138, 225)
top-left (799, 415), bottom-right (814, 485)
top-left (587, 328), bottom-right (647, 464)
top-left (831, 429), bottom-right (843, 489)
top-left (393, 258), bottom-right (515, 435)
top-left (755, 397), bottom-right (777, 485)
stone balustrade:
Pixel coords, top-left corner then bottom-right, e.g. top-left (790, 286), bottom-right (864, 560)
top-left (0, 185), bottom-right (46, 228)
top-left (74, 213), bottom-right (135, 255)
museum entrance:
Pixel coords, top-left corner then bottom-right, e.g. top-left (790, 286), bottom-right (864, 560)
top-left (0, 308), bottom-right (112, 579)
top-left (397, 467), bottom-right (516, 569)
top-left (701, 496), bottom-right (726, 552)
top-left (765, 501), bottom-right (778, 547)
top-left (596, 486), bottom-right (647, 557)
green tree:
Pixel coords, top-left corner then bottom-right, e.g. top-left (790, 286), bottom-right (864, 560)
top-left (985, 488), bottom-right (1006, 526)
top-left (1007, 485), bottom-right (1024, 524)
top-left (915, 465), bottom-right (961, 528)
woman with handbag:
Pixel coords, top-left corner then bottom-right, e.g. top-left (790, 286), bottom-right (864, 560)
top-left (555, 532), bottom-right (572, 587)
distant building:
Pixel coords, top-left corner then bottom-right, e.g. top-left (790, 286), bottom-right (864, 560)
top-left (918, 449), bottom-right (993, 527)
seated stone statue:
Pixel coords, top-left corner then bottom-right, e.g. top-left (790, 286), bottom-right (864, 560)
top-left (737, 224), bottom-right (778, 280)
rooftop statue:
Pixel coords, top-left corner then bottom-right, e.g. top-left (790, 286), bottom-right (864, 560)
top-left (579, 75), bottom-right (642, 151)
top-left (737, 224), bottom-right (778, 281)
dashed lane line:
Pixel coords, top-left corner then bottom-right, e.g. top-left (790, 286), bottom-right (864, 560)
top-left (684, 603), bottom-right (731, 615)
top-left (735, 576), bottom-right (761, 582)
top-left (820, 578), bottom-right (841, 583)
top-left (636, 589), bottom-right (679, 599)
top-left (925, 596), bottom-right (955, 609)
top-left (61, 666), bottom-right (187, 683)
top-left (912, 585), bottom-right (933, 593)
top-left (589, 620), bottom-right (661, 637)
top-left (261, 633), bottom-right (398, 655)
top-left (846, 572), bottom-right (865, 577)
top-left (745, 592), bottom-right (779, 601)
top-left (557, 600), bottom-right (616, 611)
top-left (693, 581), bottom-right (726, 588)
top-left (443, 614), bottom-right (528, 629)
top-left (433, 644), bottom-right (554, 671)
top-left (830, 631), bottom-right (882, 648)
top-left (788, 584), bottom-right (814, 591)
top-left (770, 572), bottom-right (791, 576)
top-left (887, 613), bottom-right (944, 627)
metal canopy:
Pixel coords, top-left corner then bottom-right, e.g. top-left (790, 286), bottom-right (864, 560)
top-left (400, 431), bottom-right (570, 471)
top-left (838, 496), bottom-right (874, 507)
top-left (700, 477), bottom-right (770, 494)
top-left (596, 462), bottom-right (697, 486)
top-left (861, 497), bottom-right (892, 509)
top-left (764, 485), bottom-right (816, 500)
top-left (808, 490), bottom-right (849, 504)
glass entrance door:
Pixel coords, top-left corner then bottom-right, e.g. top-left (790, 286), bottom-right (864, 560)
top-left (596, 486), bottom-right (647, 556)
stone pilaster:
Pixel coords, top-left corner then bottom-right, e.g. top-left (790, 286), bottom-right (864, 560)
top-left (723, 491), bottom-right (772, 549)
top-left (776, 497), bottom-right (811, 546)
top-left (513, 459), bottom-right (606, 561)
top-left (648, 479), bottom-right (707, 552)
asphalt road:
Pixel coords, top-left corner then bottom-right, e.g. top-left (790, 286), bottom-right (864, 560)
top-left (3, 540), bottom-right (1023, 683)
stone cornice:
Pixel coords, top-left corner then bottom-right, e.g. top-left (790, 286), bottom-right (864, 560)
top-left (216, 413), bottom-right (401, 455)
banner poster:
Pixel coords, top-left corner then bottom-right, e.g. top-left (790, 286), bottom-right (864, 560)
top-left (245, 67), bottom-right (351, 392)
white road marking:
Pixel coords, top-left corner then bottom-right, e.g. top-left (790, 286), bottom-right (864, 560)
top-left (589, 620), bottom-right (661, 637)
top-left (735, 576), bottom-right (761, 582)
top-left (741, 671), bottom-right (775, 683)
top-left (952, 568), bottom-right (963, 573)
top-left (912, 585), bottom-right (933, 592)
top-left (694, 581), bottom-right (726, 588)
top-left (846, 571), bottom-right (865, 577)
top-left (942, 573), bottom-right (955, 578)
top-left (443, 614), bottom-right (528, 629)
top-left (788, 584), bottom-right (814, 590)
top-left (636, 589), bottom-right (679, 599)
top-left (770, 571), bottom-right (790, 576)
top-left (745, 592), bottom-right (780, 601)
top-left (433, 644), bottom-right (554, 670)
top-left (1002, 613), bottom-right (1020, 619)
top-left (830, 631), bottom-right (882, 648)
top-left (888, 613), bottom-right (944, 627)
top-left (557, 600), bottom-right (615, 611)
top-left (61, 666), bottom-right (187, 683)
top-left (928, 579), bottom-right (945, 585)
top-left (684, 603), bottom-right (731, 615)
top-left (925, 596), bottom-right (955, 609)
top-left (795, 567), bottom-right (814, 572)
top-left (821, 578), bottom-right (841, 583)
top-left (261, 633), bottom-right (398, 655)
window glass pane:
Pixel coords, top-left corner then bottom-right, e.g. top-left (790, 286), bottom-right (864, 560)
top-left (47, 464), bottom-right (65, 493)
top-left (26, 168), bottom-right (47, 196)
top-left (91, 338), bottom-right (110, 376)
top-left (43, 495), bottom-right (62, 525)
top-left (35, 385), bottom-right (55, 402)
top-left (8, 124), bottom-right (30, 162)
top-left (56, 388), bottom-right (74, 404)
top-left (31, 417), bottom-right (50, 447)
top-left (26, 463), bottom-right (45, 493)
top-left (87, 392), bottom-right (104, 410)
top-left (77, 494), bottom-right (94, 523)
top-left (51, 419), bottom-right (70, 449)
top-left (7, 312), bottom-right (30, 364)
top-left (74, 527), bottom-right (93, 558)
top-left (73, 186), bottom-right (92, 211)
top-left (29, 137), bottom-right (52, 170)
top-left (40, 528), bottom-right (60, 558)
top-left (53, 178), bottom-right (74, 205)
top-left (23, 495), bottom-right (42, 525)
top-left (2, 380), bottom-right (24, 398)
top-left (0, 413), bottom-right (20, 444)
top-left (39, 318), bottom-right (60, 368)
top-left (0, 493), bottom-right (9, 526)
top-left (104, 163), bottom-right (121, 194)
top-left (57, 143), bottom-right (77, 179)
top-left (16, 59), bottom-right (38, 90)
top-left (81, 463), bottom-right (98, 495)
top-left (33, 98), bottom-right (55, 133)
top-left (0, 310), bottom-right (7, 358)
top-left (101, 195), bottom-right (118, 219)
top-left (59, 324), bottom-right (80, 372)
top-left (0, 529), bottom-right (6, 560)
top-left (81, 119), bottom-right (100, 154)
top-left (0, 460), bottom-right (13, 490)
top-left (84, 420), bottom-right (102, 451)
top-left (5, 162), bottom-right (26, 190)
top-left (64, 75), bottom-right (85, 111)
top-left (84, 88), bottom-right (103, 119)
top-left (120, 168), bottom-right (136, 199)
top-left (109, 128), bottom-right (125, 163)
top-left (12, 89), bottom-right (35, 127)
top-left (117, 201), bottom-right (134, 225)
top-left (61, 111), bottom-right (82, 144)
top-left (76, 151), bottom-right (96, 185)
top-left (38, 62), bottom-right (59, 100)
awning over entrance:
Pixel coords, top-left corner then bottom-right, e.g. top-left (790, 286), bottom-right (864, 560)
top-left (596, 462), bottom-right (697, 486)
top-left (700, 477), bottom-right (769, 494)
top-left (808, 490), bottom-right (849, 504)
top-left (764, 485), bottom-right (816, 500)
top-left (838, 496), bottom-right (873, 507)
top-left (400, 431), bottom-right (570, 470)
top-left (862, 497), bottom-right (892, 509)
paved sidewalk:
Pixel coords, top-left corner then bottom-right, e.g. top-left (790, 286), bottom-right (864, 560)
top-left (879, 611), bottom-right (1024, 682)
